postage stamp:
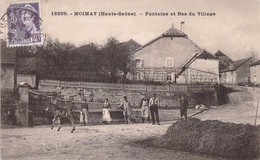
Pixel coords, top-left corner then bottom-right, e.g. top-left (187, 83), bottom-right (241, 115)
top-left (6, 1), bottom-right (43, 47)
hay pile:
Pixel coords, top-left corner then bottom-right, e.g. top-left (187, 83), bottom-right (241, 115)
top-left (152, 118), bottom-right (260, 159)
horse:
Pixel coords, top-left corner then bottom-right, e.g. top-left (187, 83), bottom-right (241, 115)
top-left (45, 100), bottom-right (76, 133)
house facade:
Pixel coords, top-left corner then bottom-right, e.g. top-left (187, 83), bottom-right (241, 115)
top-left (1, 49), bottom-right (15, 91)
top-left (131, 24), bottom-right (219, 84)
top-left (176, 50), bottom-right (219, 84)
top-left (220, 57), bottom-right (252, 85)
top-left (250, 59), bottom-right (260, 85)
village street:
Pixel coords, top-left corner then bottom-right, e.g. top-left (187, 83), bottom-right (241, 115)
top-left (1, 121), bottom-right (224, 160)
top-left (196, 86), bottom-right (260, 125)
top-left (1, 86), bottom-right (259, 160)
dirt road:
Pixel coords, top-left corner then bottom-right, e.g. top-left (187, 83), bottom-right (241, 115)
top-left (196, 86), bottom-right (260, 125)
top-left (1, 121), bottom-right (223, 160)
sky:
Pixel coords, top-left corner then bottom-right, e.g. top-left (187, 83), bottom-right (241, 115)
top-left (1, 0), bottom-right (260, 60)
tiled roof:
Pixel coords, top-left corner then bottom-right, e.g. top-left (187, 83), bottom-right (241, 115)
top-left (197, 50), bottom-right (218, 60)
top-left (215, 50), bottom-right (225, 56)
top-left (221, 57), bottom-right (252, 72)
top-left (250, 59), bottom-right (260, 66)
top-left (214, 50), bottom-right (233, 63)
top-left (214, 50), bottom-right (233, 70)
top-left (120, 39), bottom-right (141, 52)
top-left (131, 26), bottom-right (188, 54)
top-left (162, 27), bottom-right (187, 37)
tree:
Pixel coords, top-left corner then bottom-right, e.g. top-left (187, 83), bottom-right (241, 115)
top-left (37, 38), bottom-right (75, 79)
top-left (73, 42), bottom-right (103, 81)
top-left (117, 40), bottom-right (140, 82)
top-left (102, 38), bottom-right (124, 82)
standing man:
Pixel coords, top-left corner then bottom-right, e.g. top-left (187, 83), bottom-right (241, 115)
top-left (180, 95), bottom-right (188, 120)
top-left (81, 98), bottom-right (89, 125)
top-left (140, 94), bottom-right (150, 123)
top-left (149, 93), bottom-right (160, 125)
top-left (118, 96), bottom-right (132, 124)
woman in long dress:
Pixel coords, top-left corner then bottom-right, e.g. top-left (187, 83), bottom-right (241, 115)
top-left (102, 98), bottom-right (112, 124)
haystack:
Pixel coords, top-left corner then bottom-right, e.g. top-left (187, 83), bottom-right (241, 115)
top-left (152, 118), bottom-right (260, 159)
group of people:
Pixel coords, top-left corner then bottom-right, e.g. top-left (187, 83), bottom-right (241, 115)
top-left (79, 93), bottom-right (189, 126)
top-left (107, 93), bottom-right (161, 125)
top-left (139, 94), bottom-right (160, 125)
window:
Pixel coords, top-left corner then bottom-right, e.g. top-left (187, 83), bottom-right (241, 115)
top-left (135, 59), bottom-right (144, 68)
top-left (166, 73), bottom-right (172, 81)
top-left (166, 57), bottom-right (174, 67)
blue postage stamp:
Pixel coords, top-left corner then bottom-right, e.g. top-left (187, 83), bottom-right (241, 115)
top-left (7, 2), bottom-right (42, 47)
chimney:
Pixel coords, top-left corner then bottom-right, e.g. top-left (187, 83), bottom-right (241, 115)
top-left (181, 21), bottom-right (185, 32)
top-left (172, 23), bottom-right (174, 28)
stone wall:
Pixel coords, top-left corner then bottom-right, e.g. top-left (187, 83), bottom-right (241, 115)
top-left (38, 85), bottom-right (218, 109)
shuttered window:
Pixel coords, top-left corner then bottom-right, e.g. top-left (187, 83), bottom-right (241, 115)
top-left (166, 57), bottom-right (173, 67)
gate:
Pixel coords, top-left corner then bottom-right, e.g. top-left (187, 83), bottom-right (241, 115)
top-left (29, 91), bottom-right (53, 125)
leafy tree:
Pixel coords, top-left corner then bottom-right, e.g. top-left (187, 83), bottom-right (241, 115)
top-left (37, 38), bottom-right (75, 78)
top-left (102, 38), bottom-right (124, 82)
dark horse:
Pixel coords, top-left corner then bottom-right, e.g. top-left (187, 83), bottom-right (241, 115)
top-left (46, 100), bottom-right (76, 133)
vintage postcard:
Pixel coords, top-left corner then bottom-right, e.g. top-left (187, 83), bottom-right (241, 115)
top-left (1, 0), bottom-right (260, 160)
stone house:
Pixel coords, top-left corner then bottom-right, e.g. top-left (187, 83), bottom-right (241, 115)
top-left (220, 57), bottom-right (252, 85)
top-left (130, 23), bottom-right (219, 84)
top-left (176, 50), bottom-right (219, 84)
top-left (250, 59), bottom-right (260, 85)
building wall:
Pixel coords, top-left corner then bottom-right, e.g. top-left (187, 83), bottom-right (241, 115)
top-left (250, 65), bottom-right (260, 84)
top-left (221, 71), bottom-right (236, 85)
top-left (189, 58), bottom-right (219, 75)
top-left (17, 74), bottom-right (37, 88)
top-left (1, 64), bottom-right (14, 90)
top-left (134, 67), bottom-right (177, 82)
top-left (236, 59), bottom-right (252, 84)
top-left (176, 58), bottom-right (219, 84)
top-left (176, 68), bottom-right (218, 84)
top-left (220, 72), bottom-right (225, 84)
top-left (134, 37), bottom-right (201, 68)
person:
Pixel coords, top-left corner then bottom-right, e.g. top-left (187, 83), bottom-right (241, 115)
top-left (140, 94), bottom-right (150, 123)
top-left (89, 90), bottom-right (94, 102)
top-left (180, 95), bottom-right (188, 120)
top-left (149, 93), bottom-right (160, 125)
top-left (79, 110), bottom-right (84, 126)
top-left (80, 98), bottom-right (89, 125)
top-left (18, 4), bottom-right (40, 35)
top-left (118, 96), bottom-right (132, 124)
top-left (102, 98), bottom-right (112, 124)
top-left (7, 107), bottom-right (15, 125)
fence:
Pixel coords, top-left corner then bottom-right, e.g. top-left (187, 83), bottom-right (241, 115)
top-left (39, 79), bottom-right (216, 93)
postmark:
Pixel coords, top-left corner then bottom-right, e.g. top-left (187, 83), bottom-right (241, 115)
top-left (6, 1), bottom-right (43, 47)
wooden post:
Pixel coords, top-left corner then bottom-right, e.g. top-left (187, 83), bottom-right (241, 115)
top-left (254, 100), bottom-right (259, 126)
